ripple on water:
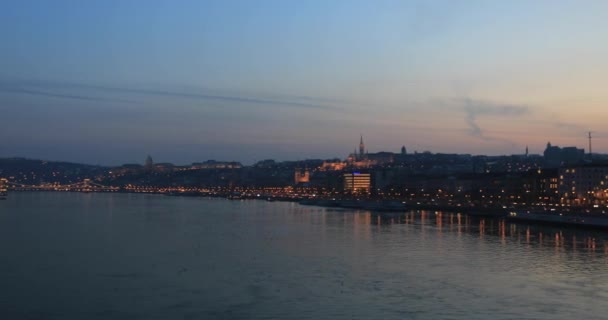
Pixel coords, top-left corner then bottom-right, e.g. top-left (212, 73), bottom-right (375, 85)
top-left (2, 193), bottom-right (608, 319)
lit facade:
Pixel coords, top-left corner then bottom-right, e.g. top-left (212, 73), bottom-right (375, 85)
top-left (343, 172), bottom-right (371, 193)
top-left (319, 161), bottom-right (346, 171)
top-left (191, 161), bottom-right (242, 169)
top-left (294, 168), bottom-right (310, 184)
top-left (559, 165), bottom-right (608, 205)
top-left (0, 178), bottom-right (7, 196)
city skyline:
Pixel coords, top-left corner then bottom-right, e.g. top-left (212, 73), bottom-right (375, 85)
top-left (2, 1), bottom-right (608, 165)
top-left (0, 136), bottom-right (591, 168)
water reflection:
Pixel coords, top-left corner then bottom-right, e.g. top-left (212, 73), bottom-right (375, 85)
top-left (348, 210), bottom-right (608, 256)
top-left (4, 194), bottom-right (608, 319)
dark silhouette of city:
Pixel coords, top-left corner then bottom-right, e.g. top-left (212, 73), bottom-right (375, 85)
top-left (3, 137), bottom-right (608, 217)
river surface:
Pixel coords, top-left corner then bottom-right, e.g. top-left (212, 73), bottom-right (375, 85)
top-left (1, 192), bottom-right (608, 319)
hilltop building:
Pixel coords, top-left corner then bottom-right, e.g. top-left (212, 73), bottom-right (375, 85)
top-left (366, 151), bottom-right (395, 164)
top-left (319, 160), bottom-right (347, 171)
top-left (543, 142), bottom-right (585, 168)
top-left (191, 160), bottom-right (242, 169)
top-left (347, 135), bottom-right (367, 162)
top-left (154, 163), bottom-right (175, 172)
top-left (144, 155), bottom-right (154, 171)
top-left (347, 136), bottom-right (372, 167)
top-left (346, 136), bottom-right (411, 167)
top-left (359, 135), bottom-right (365, 160)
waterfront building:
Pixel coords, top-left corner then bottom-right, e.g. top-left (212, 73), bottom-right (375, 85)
top-left (522, 169), bottom-right (559, 203)
top-left (559, 164), bottom-right (608, 205)
top-left (343, 172), bottom-right (371, 193)
top-left (0, 178), bottom-right (8, 199)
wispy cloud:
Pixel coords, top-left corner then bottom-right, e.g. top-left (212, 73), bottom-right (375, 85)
top-left (108, 87), bottom-right (342, 111)
top-left (0, 79), bottom-right (344, 111)
top-left (540, 110), bottom-right (590, 138)
top-left (0, 86), bottom-right (137, 104)
top-left (552, 121), bottom-right (588, 133)
top-left (458, 98), bottom-right (529, 143)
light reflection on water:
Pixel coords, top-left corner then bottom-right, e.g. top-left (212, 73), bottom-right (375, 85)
top-left (1, 192), bottom-right (608, 319)
top-left (363, 209), bottom-right (608, 254)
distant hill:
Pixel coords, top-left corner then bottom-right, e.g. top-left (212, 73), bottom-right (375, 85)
top-left (0, 158), bottom-right (109, 185)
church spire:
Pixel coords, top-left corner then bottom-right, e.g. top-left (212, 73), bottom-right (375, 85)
top-left (359, 135), bottom-right (365, 157)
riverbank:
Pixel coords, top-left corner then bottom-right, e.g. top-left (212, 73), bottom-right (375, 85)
top-left (298, 198), bottom-right (508, 217)
top-left (506, 209), bottom-right (608, 229)
top-left (297, 198), bottom-right (608, 230)
top-left (7, 189), bottom-right (608, 230)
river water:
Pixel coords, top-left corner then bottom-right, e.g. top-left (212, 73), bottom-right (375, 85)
top-left (1, 192), bottom-right (608, 319)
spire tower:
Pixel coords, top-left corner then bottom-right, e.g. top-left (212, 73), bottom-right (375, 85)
top-left (359, 135), bottom-right (365, 158)
top-left (589, 131), bottom-right (593, 161)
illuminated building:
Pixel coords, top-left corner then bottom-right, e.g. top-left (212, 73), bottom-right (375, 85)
top-left (319, 161), bottom-right (346, 171)
top-left (191, 161), bottom-right (242, 169)
top-left (347, 135), bottom-right (367, 162)
top-left (559, 165), bottom-right (608, 204)
top-left (294, 168), bottom-right (310, 184)
top-left (346, 136), bottom-right (403, 167)
top-left (522, 168), bottom-right (559, 203)
top-left (0, 178), bottom-right (7, 198)
top-left (343, 172), bottom-right (371, 193)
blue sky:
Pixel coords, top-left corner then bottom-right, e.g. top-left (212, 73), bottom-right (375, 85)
top-left (1, 0), bottom-right (607, 165)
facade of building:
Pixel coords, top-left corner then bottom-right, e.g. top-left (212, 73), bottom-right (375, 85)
top-left (343, 172), bottom-right (371, 193)
top-left (559, 165), bottom-right (608, 204)
top-left (522, 169), bottom-right (559, 203)
top-left (319, 161), bottom-right (346, 171)
top-left (0, 178), bottom-right (7, 198)
top-left (294, 168), bottom-right (310, 185)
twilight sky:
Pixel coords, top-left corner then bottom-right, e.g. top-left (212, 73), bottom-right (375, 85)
top-left (1, 0), bottom-right (608, 165)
